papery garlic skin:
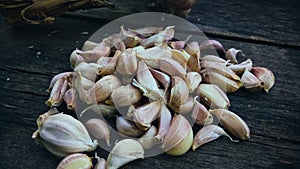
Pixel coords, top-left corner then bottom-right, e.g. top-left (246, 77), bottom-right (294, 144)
top-left (32, 109), bottom-right (98, 157)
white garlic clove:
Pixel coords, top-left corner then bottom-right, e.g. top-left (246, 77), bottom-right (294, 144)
top-left (225, 48), bottom-right (245, 64)
top-left (85, 118), bottom-right (111, 146)
top-left (138, 125), bottom-right (158, 150)
top-left (241, 68), bottom-right (263, 92)
top-left (199, 40), bottom-right (225, 52)
top-left (45, 76), bottom-right (69, 107)
top-left (192, 125), bottom-right (237, 151)
top-left (80, 103), bottom-right (117, 117)
top-left (191, 97), bottom-right (213, 126)
top-left (159, 57), bottom-right (186, 78)
top-left (63, 88), bottom-right (77, 111)
top-left (56, 153), bottom-right (92, 169)
top-left (210, 109), bottom-right (250, 140)
top-left (155, 103), bottom-right (172, 142)
top-left (111, 84), bottom-right (142, 107)
top-left (251, 67), bottom-right (275, 93)
top-left (168, 76), bottom-right (189, 111)
top-left (228, 59), bottom-right (253, 75)
top-left (196, 84), bottom-right (230, 109)
top-left (184, 72), bottom-right (202, 93)
top-left (32, 108), bottom-right (98, 157)
top-left (131, 100), bottom-right (162, 131)
top-left (107, 139), bottom-right (144, 169)
top-left (116, 116), bottom-right (144, 137)
top-left (161, 114), bottom-right (193, 156)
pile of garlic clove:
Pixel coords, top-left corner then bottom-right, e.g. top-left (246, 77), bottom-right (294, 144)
top-left (33, 25), bottom-right (275, 169)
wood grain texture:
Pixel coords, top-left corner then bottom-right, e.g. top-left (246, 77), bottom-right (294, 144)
top-left (64, 0), bottom-right (300, 48)
top-left (0, 1), bottom-right (300, 168)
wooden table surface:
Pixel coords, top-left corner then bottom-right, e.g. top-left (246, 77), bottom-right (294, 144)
top-left (0, 0), bottom-right (299, 168)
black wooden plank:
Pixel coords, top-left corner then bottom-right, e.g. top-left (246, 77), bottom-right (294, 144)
top-left (63, 0), bottom-right (300, 48)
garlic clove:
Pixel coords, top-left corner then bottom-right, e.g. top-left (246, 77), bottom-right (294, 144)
top-left (73, 72), bottom-right (95, 102)
top-left (134, 60), bottom-right (164, 100)
top-left (149, 68), bottom-right (171, 94)
top-left (85, 118), bottom-right (111, 146)
top-left (136, 45), bottom-right (172, 70)
top-left (201, 55), bottom-right (229, 66)
top-left (196, 84), bottom-right (230, 109)
top-left (141, 26), bottom-right (174, 48)
top-left (174, 96), bottom-right (194, 114)
top-left (210, 109), bottom-right (250, 140)
top-left (138, 125), bottom-right (158, 150)
top-left (77, 42), bottom-right (110, 63)
top-left (192, 125), bottom-right (237, 151)
top-left (111, 84), bottom-right (142, 107)
top-left (63, 88), bottom-right (77, 111)
top-left (116, 116), bottom-right (144, 137)
top-left (116, 49), bottom-right (137, 77)
top-left (191, 97), bottom-right (213, 125)
top-left (47, 72), bottom-right (73, 93)
top-left (202, 69), bottom-right (242, 92)
top-left (199, 40), bottom-right (225, 52)
top-left (251, 67), bottom-right (275, 93)
top-left (168, 76), bottom-right (189, 111)
top-left (70, 49), bottom-right (84, 69)
top-left (155, 103), bottom-right (172, 142)
top-left (161, 114), bottom-right (193, 156)
top-left (97, 50), bottom-right (120, 75)
top-left (131, 100), bottom-right (162, 130)
top-left (225, 48), bottom-right (245, 64)
top-left (74, 62), bottom-right (99, 81)
top-left (169, 40), bottom-right (186, 50)
top-left (80, 103), bottom-right (117, 117)
top-left (103, 34), bottom-right (126, 52)
top-left (184, 71), bottom-right (202, 93)
top-left (119, 25), bottom-right (140, 48)
top-left (228, 59), bottom-right (253, 74)
top-left (84, 75), bottom-right (121, 104)
top-left (171, 49), bottom-right (188, 69)
top-left (56, 153), bottom-right (92, 169)
top-left (185, 41), bottom-right (200, 59)
top-left (129, 26), bottom-right (163, 38)
top-left (107, 139), bottom-right (144, 169)
top-left (159, 57), bottom-right (186, 78)
top-left (33, 108), bottom-right (98, 157)
top-left (241, 68), bottom-right (263, 92)
top-left (45, 76), bottom-right (68, 107)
